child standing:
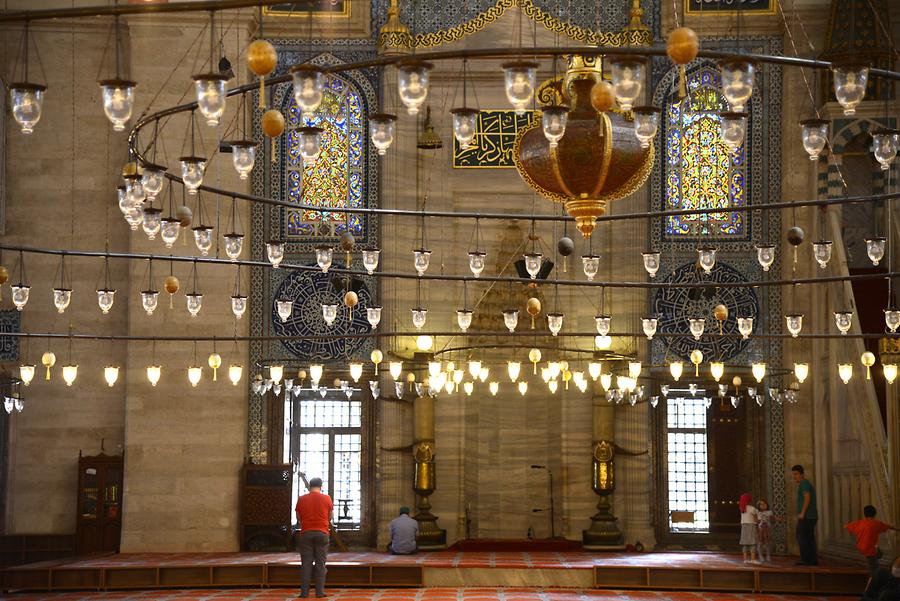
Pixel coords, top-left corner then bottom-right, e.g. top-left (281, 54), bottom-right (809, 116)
top-left (739, 493), bottom-right (760, 564)
top-left (844, 505), bottom-right (898, 575)
top-left (756, 498), bottom-right (775, 563)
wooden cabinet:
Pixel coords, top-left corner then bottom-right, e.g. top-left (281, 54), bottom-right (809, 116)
top-left (75, 452), bottom-right (123, 555)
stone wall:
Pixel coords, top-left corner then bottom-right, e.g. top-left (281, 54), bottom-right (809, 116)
top-left (3, 0), bottom-right (897, 558)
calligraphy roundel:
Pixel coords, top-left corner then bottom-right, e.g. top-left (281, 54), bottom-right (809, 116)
top-left (652, 260), bottom-right (759, 363)
top-left (272, 266), bottom-right (374, 361)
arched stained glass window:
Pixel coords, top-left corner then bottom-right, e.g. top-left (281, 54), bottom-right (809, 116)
top-left (664, 67), bottom-right (748, 238)
top-left (286, 75), bottom-right (365, 239)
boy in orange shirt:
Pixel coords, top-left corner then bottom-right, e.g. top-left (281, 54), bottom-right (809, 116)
top-left (845, 505), bottom-right (898, 575)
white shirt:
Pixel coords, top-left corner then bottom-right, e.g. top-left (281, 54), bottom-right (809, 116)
top-left (741, 505), bottom-right (758, 524)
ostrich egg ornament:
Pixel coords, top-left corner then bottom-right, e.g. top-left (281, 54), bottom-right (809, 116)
top-left (175, 204), bottom-right (193, 228)
top-left (526, 297), bottom-right (541, 317)
top-left (344, 291), bottom-right (359, 309)
top-left (667, 27), bottom-right (700, 64)
top-left (515, 73), bottom-right (654, 239)
top-left (590, 80), bottom-right (616, 113)
top-left (787, 226), bottom-right (805, 246)
top-left (714, 304), bottom-right (729, 322)
top-left (0, 265), bottom-right (8, 286)
top-left (164, 275), bottom-right (180, 295)
top-left (557, 236), bottom-right (575, 256)
top-left (262, 109), bottom-right (285, 138)
top-left (247, 40), bottom-right (277, 76)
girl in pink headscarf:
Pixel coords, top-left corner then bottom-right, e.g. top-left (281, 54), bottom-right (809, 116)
top-left (739, 492), bottom-right (760, 563)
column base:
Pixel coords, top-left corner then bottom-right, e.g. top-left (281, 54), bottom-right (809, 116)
top-left (414, 512), bottom-right (447, 549)
top-left (582, 495), bottom-right (623, 549)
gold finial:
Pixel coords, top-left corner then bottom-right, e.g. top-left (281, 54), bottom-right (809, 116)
top-left (378, 0), bottom-right (413, 55)
top-left (624, 0), bottom-right (650, 35)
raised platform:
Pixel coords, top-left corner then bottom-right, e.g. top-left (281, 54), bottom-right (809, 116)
top-left (0, 551), bottom-right (870, 596)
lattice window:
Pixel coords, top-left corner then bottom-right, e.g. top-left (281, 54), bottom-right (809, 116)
top-left (664, 67), bottom-right (748, 238)
top-left (286, 75), bottom-right (365, 239)
top-left (666, 393), bottom-right (710, 533)
top-left (284, 393), bottom-right (363, 530)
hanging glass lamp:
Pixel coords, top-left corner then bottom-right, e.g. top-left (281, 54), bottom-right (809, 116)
top-left (369, 113), bottom-right (397, 155)
top-left (397, 61), bottom-right (432, 115)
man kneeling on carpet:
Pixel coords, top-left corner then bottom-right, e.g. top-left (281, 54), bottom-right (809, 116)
top-left (296, 477), bottom-right (333, 598)
top-left (388, 506), bottom-right (419, 555)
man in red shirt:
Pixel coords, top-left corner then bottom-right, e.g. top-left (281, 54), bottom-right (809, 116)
top-left (845, 505), bottom-right (898, 575)
top-left (295, 477), bottom-right (334, 598)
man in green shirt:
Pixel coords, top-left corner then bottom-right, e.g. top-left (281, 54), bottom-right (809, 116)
top-left (792, 464), bottom-right (818, 565)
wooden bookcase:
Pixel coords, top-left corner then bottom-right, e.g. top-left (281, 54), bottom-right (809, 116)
top-left (75, 452), bottom-right (123, 555)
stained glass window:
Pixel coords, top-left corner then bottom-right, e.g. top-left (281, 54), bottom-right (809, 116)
top-left (664, 67), bottom-right (748, 238)
top-left (286, 74), bottom-right (365, 239)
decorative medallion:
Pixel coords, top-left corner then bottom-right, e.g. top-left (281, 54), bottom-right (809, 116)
top-left (652, 260), bottom-right (759, 363)
top-left (272, 267), bottom-right (374, 362)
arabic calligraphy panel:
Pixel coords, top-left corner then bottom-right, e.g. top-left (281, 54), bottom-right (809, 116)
top-left (453, 110), bottom-right (535, 168)
top-left (0, 310), bottom-right (20, 362)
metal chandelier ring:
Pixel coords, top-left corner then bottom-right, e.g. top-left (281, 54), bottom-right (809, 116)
top-left (126, 45), bottom-right (900, 225)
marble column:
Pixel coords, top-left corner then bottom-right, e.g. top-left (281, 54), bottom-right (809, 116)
top-left (583, 381), bottom-right (624, 548)
top-left (413, 394), bottom-right (446, 549)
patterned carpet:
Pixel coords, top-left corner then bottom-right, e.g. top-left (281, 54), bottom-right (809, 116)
top-left (1, 588), bottom-right (859, 601)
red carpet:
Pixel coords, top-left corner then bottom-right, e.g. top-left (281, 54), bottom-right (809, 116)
top-left (449, 540), bottom-right (583, 553)
top-left (2, 587), bottom-right (859, 601)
